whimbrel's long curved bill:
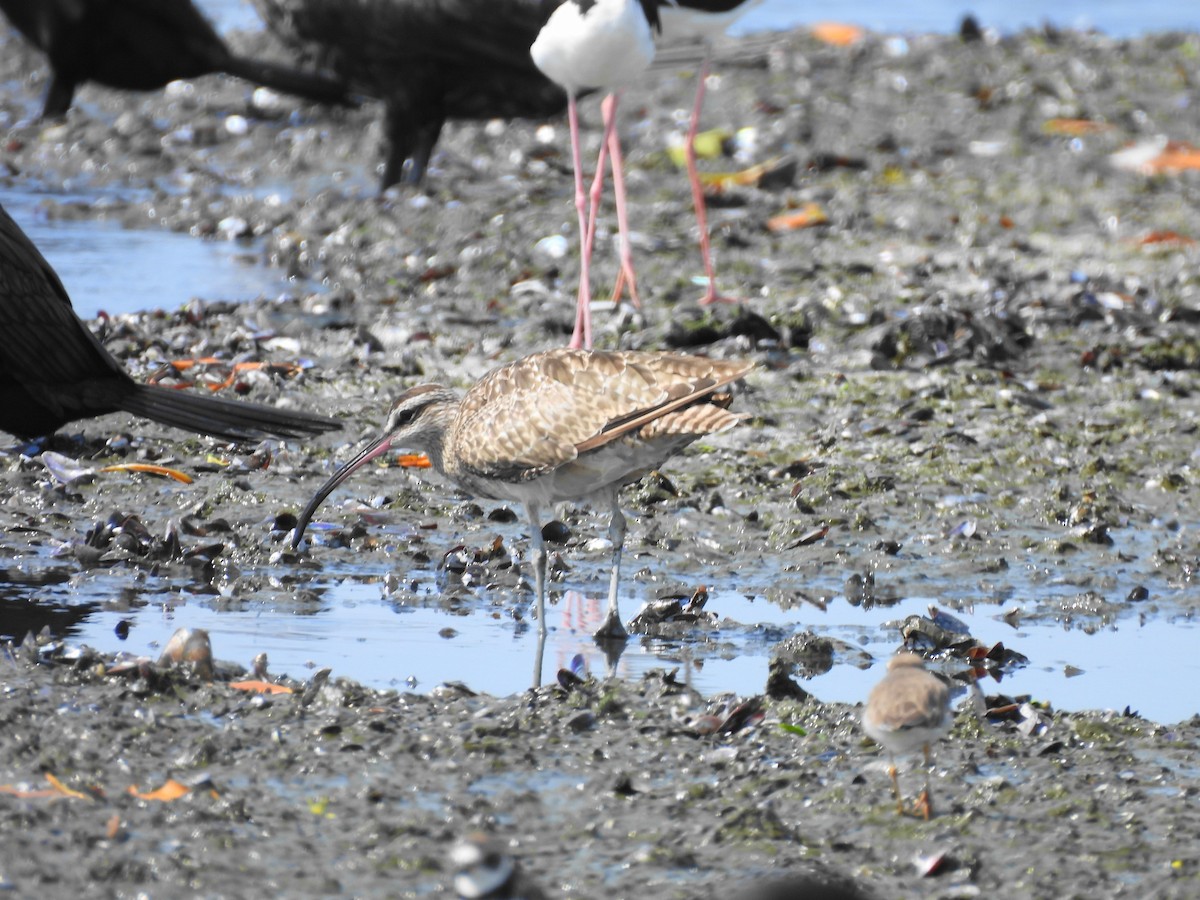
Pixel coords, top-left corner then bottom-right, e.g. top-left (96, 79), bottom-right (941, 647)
top-left (291, 433), bottom-right (397, 548)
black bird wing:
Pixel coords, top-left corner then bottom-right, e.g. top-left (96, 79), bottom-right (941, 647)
top-left (82, 0), bottom-right (353, 103)
top-left (0, 203), bottom-right (341, 442)
top-left (1, 0), bottom-right (351, 107)
top-left (253, 0), bottom-right (577, 186)
top-left (254, 0), bottom-right (561, 96)
top-left (0, 0), bottom-right (86, 50)
top-left (0, 202), bottom-right (129, 396)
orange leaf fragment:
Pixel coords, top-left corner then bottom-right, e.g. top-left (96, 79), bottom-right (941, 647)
top-left (1115, 139), bottom-right (1200, 175)
top-left (1139, 230), bottom-right (1196, 246)
top-left (1144, 140), bottom-right (1200, 173)
top-left (129, 779), bottom-right (191, 802)
top-left (100, 463), bottom-right (194, 484)
top-left (159, 356), bottom-right (225, 374)
top-left (766, 202), bottom-right (829, 233)
top-left (1042, 118), bottom-right (1113, 137)
top-left (45, 773), bottom-right (91, 800)
top-left (0, 773), bottom-right (91, 801)
top-left (0, 785), bottom-right (57, 799)
top-left (810, 22), bottom-right (865, 46)
top-left (230, 679), bottom-right (295, 695)
top-left (395, 453), bottom-right (432, 469)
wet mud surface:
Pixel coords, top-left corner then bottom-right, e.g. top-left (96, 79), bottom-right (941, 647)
top-left (3, 19), bottom-right (1200, 899)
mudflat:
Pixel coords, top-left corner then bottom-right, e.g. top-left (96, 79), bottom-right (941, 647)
top-left (2, 19), bottom-right (1200, 899)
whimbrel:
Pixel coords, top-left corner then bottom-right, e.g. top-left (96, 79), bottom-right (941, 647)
top-left (292, 348), bottom-right (752, 646)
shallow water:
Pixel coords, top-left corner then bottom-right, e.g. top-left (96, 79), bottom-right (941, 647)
top-left (0, 188), bottom-right (300, 320)
top-left (7, 508), bottom-right (1198, 723)
top-left (732, 0), bottom-right (1200, 37)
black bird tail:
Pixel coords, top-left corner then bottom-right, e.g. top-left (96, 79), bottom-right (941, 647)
top-left (120, 383), bottom-right (340, 443)
top-left (222, 56), bottom-right (354, 106)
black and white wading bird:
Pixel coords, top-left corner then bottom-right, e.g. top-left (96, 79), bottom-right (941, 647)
top-left (449, 834), bottom-right (548, 900)
top-left (532, 0), bottom-right (763, 346)
top-left (649, 0), bottom-right (763, 306)
top-left (250, 0), bottom-right (759, 343)
top-left (448, 831), bottom-right (871, 900)
top-left (531, 0), bottom-right (659, 350)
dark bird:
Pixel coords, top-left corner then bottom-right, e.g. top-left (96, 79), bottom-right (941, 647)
top-left (0, 202), bottom-right (341, 443)
top-left (252, 0), bottom-right (575, 189)
top-left (0, 0), bottom-right (353, 118)
top-left (734, 874), bottom-right (873, 900)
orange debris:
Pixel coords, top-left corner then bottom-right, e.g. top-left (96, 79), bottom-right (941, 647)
top-left (766, 202), bottom-right (829, 233)
top-left (810, 22), bottom-right (865, 46)
top-left (230, 679), bottom-right (296, 695)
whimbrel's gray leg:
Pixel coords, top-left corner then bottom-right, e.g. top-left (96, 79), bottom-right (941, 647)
top-left (595, 490), bottom-right (629, 641)
top-left (532, 626), bottom-right (547, 692)
top-left (526, 501), bottom-right (548, 687)
top-left (526, 502), bottom-right (547, 637)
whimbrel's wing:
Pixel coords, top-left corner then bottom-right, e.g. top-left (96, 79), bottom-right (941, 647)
top-left (449, 348), bottom-right (752, 481)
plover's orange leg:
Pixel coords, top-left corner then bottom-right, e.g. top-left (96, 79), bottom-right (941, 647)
top-left (887, 762), bottom-right (905, 816)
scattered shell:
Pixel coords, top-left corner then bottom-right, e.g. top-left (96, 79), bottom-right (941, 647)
top-left (224, 114), bottom-right (250, 136)
top-left (157, 628), bottom-right (214, 681)
top-left (533, 234), bottom-right (570, 261)
top-left (40, 451), bottom-right (94, 485)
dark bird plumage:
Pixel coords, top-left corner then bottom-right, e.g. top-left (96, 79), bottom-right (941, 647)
top-left (0, 0), bottom-right (353, 117)
top-left (253, 0), bottom-right (575, 188)
top-left (0, 202), bottom-right (341, 443)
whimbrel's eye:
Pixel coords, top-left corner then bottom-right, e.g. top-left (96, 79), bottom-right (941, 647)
top-left (391, 407), bottom-right (416, 429)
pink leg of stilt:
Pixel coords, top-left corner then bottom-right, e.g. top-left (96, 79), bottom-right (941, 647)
top-left (567, 93), bottom-right (593, 350)
top-left (573, 93), bottom-right (623, 347)
top-left (606, 119), bottom-right (641, 308)
top-left (582, 94), bottom-right (617, 285)
top-left (685, 53), bottom-right (738, 306)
